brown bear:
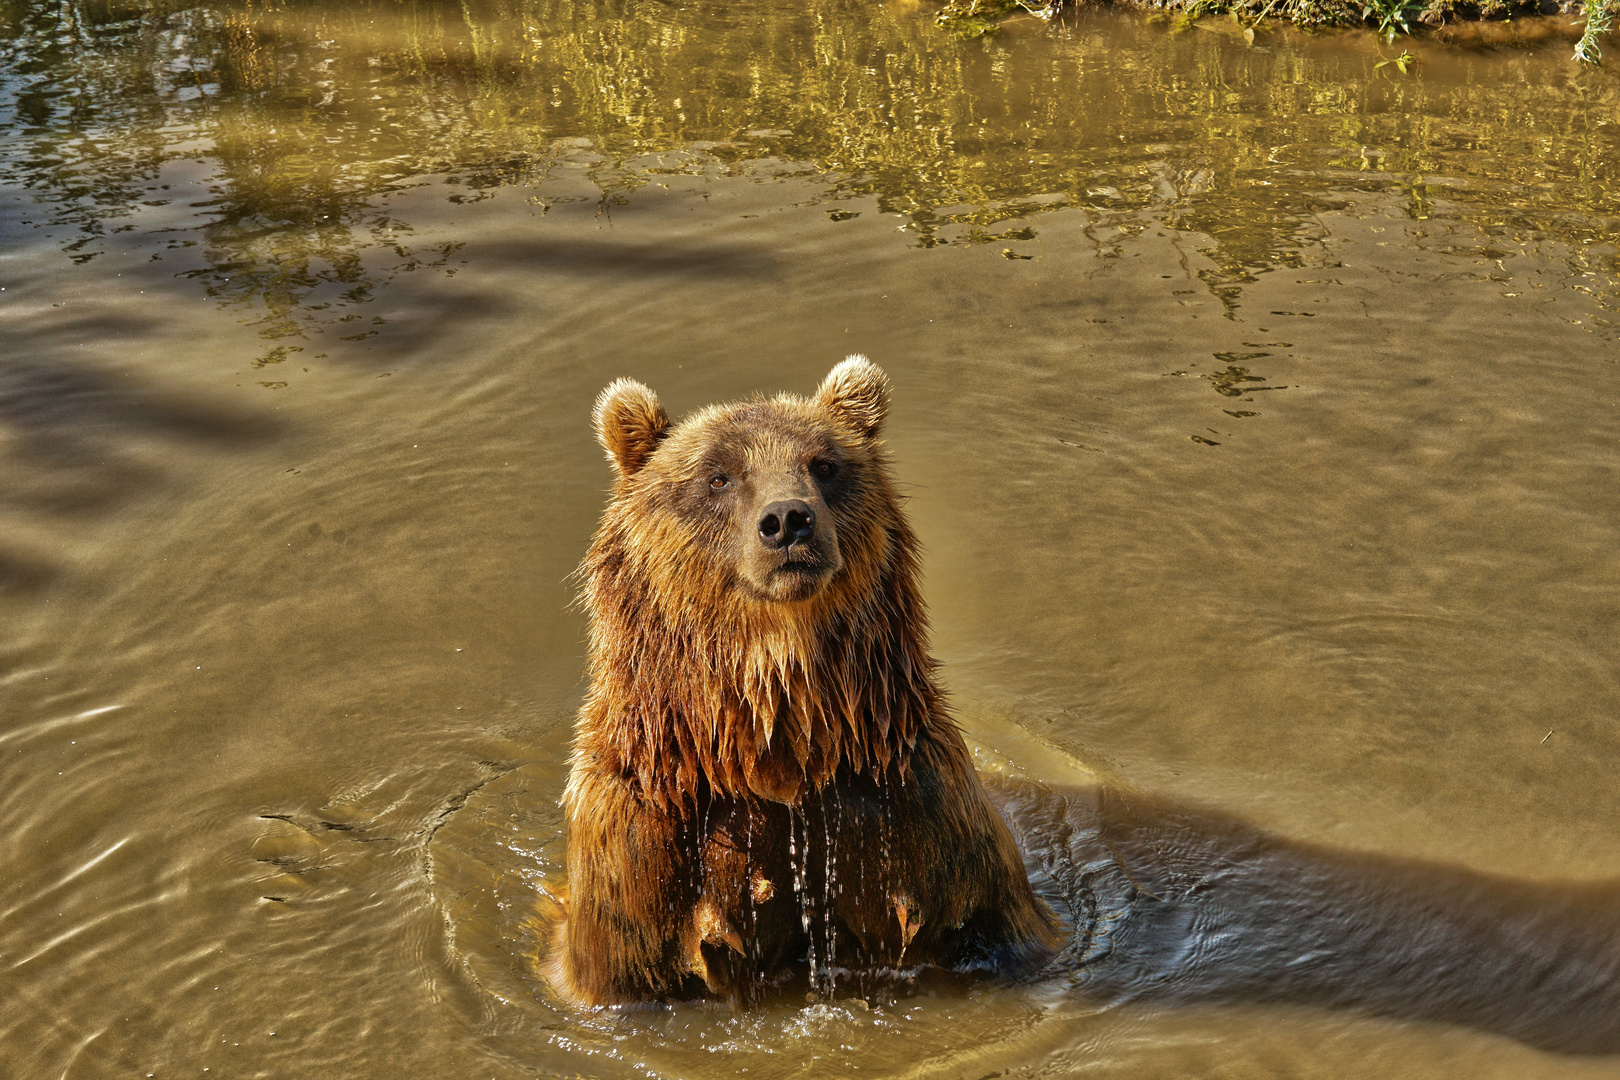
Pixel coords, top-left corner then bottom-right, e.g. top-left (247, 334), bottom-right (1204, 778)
top-left (544, 356), bottom-right (1062, 1006)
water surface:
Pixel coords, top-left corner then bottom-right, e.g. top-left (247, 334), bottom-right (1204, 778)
top-left (3, 1), bottom-right (1619, 1076)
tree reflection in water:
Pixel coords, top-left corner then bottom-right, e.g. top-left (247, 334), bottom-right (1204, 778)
top-left (2, 0), bottom-right (1616, 349)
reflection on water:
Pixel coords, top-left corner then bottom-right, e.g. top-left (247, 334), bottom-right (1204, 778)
top-left (3, 0), bottom-right (1617, 348)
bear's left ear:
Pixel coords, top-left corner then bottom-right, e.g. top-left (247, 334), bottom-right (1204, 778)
top-left (593, 377), bottom-right (669, 478)
top-left (814, 354), bottom-right (890, 440)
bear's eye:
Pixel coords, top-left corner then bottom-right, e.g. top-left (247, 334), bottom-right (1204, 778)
top-left (812, 459), bottom-right (838, 481)
top-left (708, 474), bottom-right (730, 491)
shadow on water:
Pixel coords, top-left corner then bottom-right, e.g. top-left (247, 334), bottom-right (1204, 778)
top-left (0, 549), bottom-right (55, 595)
top-left (0, 354), bottom-right (279, 446)
top-left (994, 780), bottom-right (1620, 1055)
top-left (476, 238), bottom-right (779, 280)
top-left (0, 340), bottom-right (284, 594)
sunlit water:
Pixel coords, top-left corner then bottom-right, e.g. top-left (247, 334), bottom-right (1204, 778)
top-left (2, 1), bottom-right (1619, 1076)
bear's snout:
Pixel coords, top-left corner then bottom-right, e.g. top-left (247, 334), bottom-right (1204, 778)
top-left (757, 500), bottom-right (815, 550)
top-left (740, 484), bottom-right (841, 601)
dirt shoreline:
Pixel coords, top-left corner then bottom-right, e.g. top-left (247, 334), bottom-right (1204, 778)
top-left (936, 0), bottom-right (1612, 62)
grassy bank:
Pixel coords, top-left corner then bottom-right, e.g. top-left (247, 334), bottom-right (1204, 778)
top-left (937, 0), bottom-right (1616, 65)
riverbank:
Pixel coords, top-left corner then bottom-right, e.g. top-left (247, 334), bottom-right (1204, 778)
top-left (936, 0), bottom-right (1613, 65)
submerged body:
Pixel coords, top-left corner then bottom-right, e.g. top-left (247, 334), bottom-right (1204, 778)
top-left (547, 357), bottom-right (1060, 1005)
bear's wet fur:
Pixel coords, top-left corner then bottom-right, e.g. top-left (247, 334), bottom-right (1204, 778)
top-left (545, 357), bottom-right (1062, 1005)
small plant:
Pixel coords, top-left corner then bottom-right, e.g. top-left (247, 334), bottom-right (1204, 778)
top-left (1575, 0), bottom-right (1615, 64)
top-left (1362, 0), bottom-right (1423, 38)
top-left (1375, 49), bottom-right (1418, 71)
top-left (1175, 0), bottom-right (1229, 26)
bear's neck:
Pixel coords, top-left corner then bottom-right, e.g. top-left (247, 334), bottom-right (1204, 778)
top-left (578, 533), bottom-right (942, 811)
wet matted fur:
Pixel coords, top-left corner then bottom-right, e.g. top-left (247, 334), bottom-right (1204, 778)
top-left (545, 357), bottom-right (1061, 1005)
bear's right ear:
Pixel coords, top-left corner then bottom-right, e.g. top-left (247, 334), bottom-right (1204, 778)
top-left (593, 378), bottom-right (669, 478)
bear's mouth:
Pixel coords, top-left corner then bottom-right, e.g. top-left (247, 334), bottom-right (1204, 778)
top-left (740, 530), bottom-right (843, 602)
top-left (750, 553), bottom-right (838, 602)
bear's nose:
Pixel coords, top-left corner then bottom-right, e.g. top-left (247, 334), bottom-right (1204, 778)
top-left (758, 500), bottom-right (815, 550)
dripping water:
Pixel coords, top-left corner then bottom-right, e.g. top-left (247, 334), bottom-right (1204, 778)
top-left (820, 785), bottom-right (839, 982)
top-left (788, 803), bottom-right (827, 994)
top-left (745, 803), bottom-right (759, 962)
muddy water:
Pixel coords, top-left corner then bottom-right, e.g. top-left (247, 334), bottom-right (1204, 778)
top-left (3, 0), bottom-right (1620, 1076)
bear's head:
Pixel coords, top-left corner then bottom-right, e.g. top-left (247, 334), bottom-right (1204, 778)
top-left (579, 357), bottom-right (934, 805)
top-left (592, 355), bottom-right (894, 608)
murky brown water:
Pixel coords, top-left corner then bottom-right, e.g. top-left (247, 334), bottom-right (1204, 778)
top-left (3, 1), bottom-right (1620, 1076)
